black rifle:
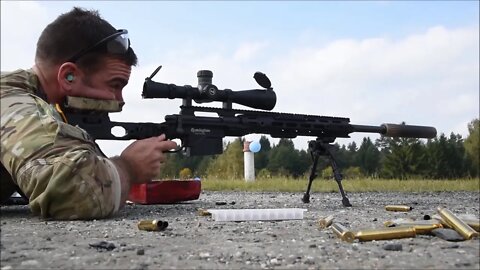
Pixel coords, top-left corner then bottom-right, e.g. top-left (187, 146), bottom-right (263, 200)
top-left (66, 66), bottom-right (437, 206)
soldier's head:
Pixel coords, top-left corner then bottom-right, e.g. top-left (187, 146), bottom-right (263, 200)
top-left (35, 7), bottom-right (138, 106)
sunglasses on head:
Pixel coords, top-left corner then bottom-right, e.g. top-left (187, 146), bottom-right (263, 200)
top-left (67, 29), bottom-right (130, 63)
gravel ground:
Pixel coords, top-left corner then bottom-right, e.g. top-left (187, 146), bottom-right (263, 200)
top-left (1, 191), bottom-right (479, 270)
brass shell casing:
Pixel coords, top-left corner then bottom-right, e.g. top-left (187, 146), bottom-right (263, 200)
top-left (397, 223), bottom-right (443, 234)
top-left (355, 227), bottom-right (416, 242)
top-left (431, 214), bottom-right (479, 232)
top-left (197, 208), bottom-right (212, 216)
top-left (385, 205), bottom-right (413, 212)
top-left (431, 217), bottom-right (480, 232)
top-left (437, 207), bottom-right (478, 240)
top-left (137, 219), bottom-right (169, 231)
top-left (385, 219), bottom-right (439, 227)
top-left (318, 215), bottom-right (334, 229)
top-left (464, 220), bottom-right (480, 232)
top-left (331, 223), bottom-right (355, 243)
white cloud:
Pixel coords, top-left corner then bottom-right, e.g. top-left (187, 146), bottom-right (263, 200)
top-left (233, 41), bottom-right (269, 62)
top-left (267, 25), bottom-right (478, 147)
top-left (0, 1), bottom-right (51, 71)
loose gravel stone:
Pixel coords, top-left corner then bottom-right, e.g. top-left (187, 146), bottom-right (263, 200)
top-left (383, 243), bottom-right (403, 251)
top-left (432, 228), bottom-right (465, 242)
top-left (89, 241), bottom-right (116, 251)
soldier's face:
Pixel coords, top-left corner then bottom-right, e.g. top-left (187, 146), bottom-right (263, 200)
top-left (72, 57), bottom-right (131, 103)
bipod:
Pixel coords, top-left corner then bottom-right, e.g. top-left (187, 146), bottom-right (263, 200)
top-left (302, 138), bottom-right (352, 207)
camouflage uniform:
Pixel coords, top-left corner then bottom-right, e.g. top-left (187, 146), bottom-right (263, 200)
top-left (0, 69), bottom-right (122, 220)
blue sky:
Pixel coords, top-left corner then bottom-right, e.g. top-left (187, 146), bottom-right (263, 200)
top-left (1, 1), bottom-right (479, 156)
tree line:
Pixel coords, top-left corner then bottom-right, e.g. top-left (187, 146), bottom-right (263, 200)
top-left (159, 119), bottom-right (479, 180)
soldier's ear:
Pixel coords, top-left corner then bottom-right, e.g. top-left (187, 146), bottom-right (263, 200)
top-left (58, 63), bottom-right (78, 93)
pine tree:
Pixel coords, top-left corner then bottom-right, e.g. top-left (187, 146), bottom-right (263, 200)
top-left (377, 136), bottom-right (426, 179)
top-left (464, 119), bottom-right (479, 177)
top-left (254, 136), bottom-right (272, 172)
top-left (356, 137), bottom-right (380, 177)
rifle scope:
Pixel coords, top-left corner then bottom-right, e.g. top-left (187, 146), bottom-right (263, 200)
top-left (142, 67), bottom-right (277, 111)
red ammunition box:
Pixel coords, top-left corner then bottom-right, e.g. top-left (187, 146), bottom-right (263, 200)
top-left (128, 180), bottom-right (201, 204)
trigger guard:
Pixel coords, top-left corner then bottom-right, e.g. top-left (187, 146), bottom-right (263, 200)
top-left (164, 144), bottom-right (184, 154)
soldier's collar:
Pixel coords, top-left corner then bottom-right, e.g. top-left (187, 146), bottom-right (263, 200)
top-left (34, 78), bottom-right (49, 103)
top-left (62, 96), bottom-right (124, 113)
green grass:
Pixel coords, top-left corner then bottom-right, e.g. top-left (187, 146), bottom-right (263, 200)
top-left (201, 177), bottom-right (480, 192)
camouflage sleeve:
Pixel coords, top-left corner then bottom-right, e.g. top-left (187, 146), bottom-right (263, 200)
top-left (0, 90), bottom-right (122, 220)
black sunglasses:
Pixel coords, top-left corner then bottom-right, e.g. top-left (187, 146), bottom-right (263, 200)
top-left (67, 29), bottom-right (130, 63)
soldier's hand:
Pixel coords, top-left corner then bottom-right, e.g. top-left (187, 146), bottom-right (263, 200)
top-left (120, 134), bottom-right (177, 183)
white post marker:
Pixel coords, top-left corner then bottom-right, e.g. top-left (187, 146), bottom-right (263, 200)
top-left (243, 140), bottom-right (261, 182)
top-left (243, 141), bottom-right (255, 182)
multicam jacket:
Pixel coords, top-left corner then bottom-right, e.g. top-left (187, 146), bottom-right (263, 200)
top-left (0, 69), bottom-right (122, 219)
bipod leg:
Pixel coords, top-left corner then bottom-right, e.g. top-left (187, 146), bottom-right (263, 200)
top-left (327, 151), bottom-right (352, 207)
top-left (302, 153), bottom-right (320, 203)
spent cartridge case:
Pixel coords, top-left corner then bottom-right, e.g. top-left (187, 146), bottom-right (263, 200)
top-left (397, 223), bottom-right (443, 234)
top-left (137, 219), bottom-right (169, 231)
top-left (431, 214), bottom-right (479, 231)
top-left (331, 223), bottom-right (355, 243)
top-left (385, 205), bottom-right (413, 212)
top-left (385, 219), bottom-right (442, 227)
top-left (437, 207), bottom-right (478, 240)
top-left (318, 215), bottom-right (334, 229)
top-left (355, 227), bottom-right (416, 242)
top-left (451, 214), bottom-right (479, 232)
top-left (464, 220), bottom-right (480, 232)
top-left (197, 208), bottom-right (212, 216)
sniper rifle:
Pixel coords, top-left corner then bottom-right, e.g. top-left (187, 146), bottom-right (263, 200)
top-left (65, 66), bottom-right (437, 207)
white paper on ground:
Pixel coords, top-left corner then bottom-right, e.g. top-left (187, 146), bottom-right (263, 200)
top-left (207, 208), bottom-right (308, 222)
